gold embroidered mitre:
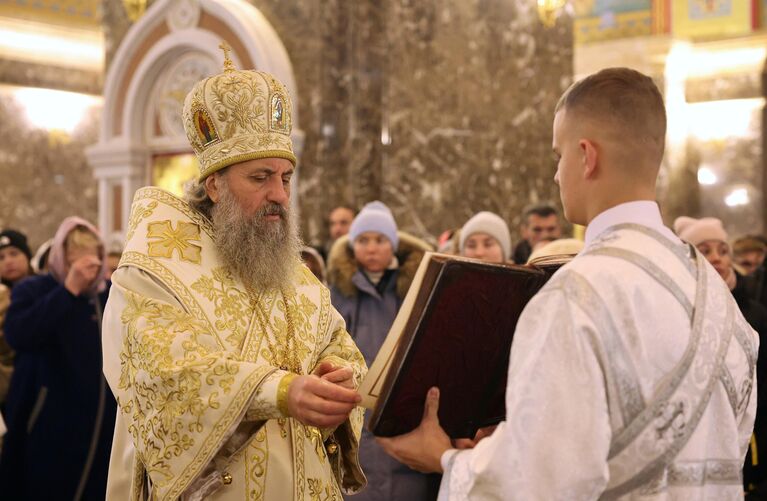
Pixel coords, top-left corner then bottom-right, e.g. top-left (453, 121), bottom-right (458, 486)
top-left (182, 42), bottom-right (296, 180)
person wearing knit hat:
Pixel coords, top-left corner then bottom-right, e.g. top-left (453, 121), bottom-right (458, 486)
top-left (673, 216), bottom-right (728, 248)
top-left (674, 216), bottom-right (733, 286)
top-left (0, 217), bottom-right (116, 500)
top-left (673, 216), bottom-right (736, 288)
top-left (349, 201), bottom-right (399, 251)
top-left (377, 68), bottom-right (758, 501)
top-left (0, 228), bottom-right (34, 428)
top-left (458, 211), bottom-right (512, 264)
top-left (102, 43), bottom-right (365, 500)
top-left (0, 229), bottom-right (33, 288)
top-left (345, 200), bottom-right (400, 294)
top-left (674, 216), bottom-right (767, 496)
top-left (733, 235), bottom-right (767, 276)
top-left (328, 201), bottom-right (434, 501)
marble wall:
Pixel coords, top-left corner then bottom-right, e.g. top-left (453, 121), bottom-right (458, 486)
top-left (574, 35), bottom-right (766, 238)
top-left (250, 0), bottom-right (574, 247)
top-left (0, 0), bottom-right (572, 251)
top-left (7, 0), bottom-right (764, 253)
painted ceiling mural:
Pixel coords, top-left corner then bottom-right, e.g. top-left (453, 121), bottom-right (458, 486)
top-left (574, 0), bottom-right (767, 44)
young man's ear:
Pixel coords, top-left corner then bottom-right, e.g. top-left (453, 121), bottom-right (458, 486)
top-left (579, 139), bottom-right (599, 179)
top-left (205, 173), bottom-right (220, 203)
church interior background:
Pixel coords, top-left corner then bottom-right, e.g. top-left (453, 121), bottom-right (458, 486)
top-left (0, 0), bottom-right (765, 252)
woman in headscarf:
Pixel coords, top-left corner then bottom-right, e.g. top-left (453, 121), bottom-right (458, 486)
top-left (0, 217), bottom-right (116, 500)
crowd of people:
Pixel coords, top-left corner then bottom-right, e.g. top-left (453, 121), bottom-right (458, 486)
top-left (3, 197), bottom-right (764, 499)
top-left (0, 58), bottom-right (763, 500)
top-left (299, 202), bottom-right (767, 500)
top-left (0, 220), bottom-right (119, 499)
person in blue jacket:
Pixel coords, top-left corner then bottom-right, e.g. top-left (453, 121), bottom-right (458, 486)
top-left (0, 217), bottom-right (116, 500)
top-left (327, 201), bottom-right (436, 501)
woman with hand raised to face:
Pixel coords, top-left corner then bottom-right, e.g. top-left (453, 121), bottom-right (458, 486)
top-left (0, 217), bottom-right (116, 501)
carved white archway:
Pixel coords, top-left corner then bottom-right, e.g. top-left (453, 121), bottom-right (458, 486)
top-left (86, 0), bottom-right (304, 240)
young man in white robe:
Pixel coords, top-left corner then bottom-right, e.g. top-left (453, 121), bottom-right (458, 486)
top-left (378, 67), bottom-right (758, 500)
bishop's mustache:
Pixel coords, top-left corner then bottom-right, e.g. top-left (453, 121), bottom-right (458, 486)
top-left (257, 203), bottom-right (288, 218)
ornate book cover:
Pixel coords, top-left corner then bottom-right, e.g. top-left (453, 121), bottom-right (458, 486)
top-left (360, 251), bottom-right (567, 438)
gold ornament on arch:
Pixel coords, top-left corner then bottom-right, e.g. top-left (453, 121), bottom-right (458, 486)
top-left (123, 0), bottom-right (147, 22)
top-left (537, 0), bottom-right (567, 27)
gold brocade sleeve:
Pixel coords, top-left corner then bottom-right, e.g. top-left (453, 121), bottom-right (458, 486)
top-left (312, 318), bottom-right (368, 494)
top-left (112, 282), bottom-right (276, 501)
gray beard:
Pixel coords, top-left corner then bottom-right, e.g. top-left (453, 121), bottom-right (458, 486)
top-left (211, 187), bottom-right (302, 292)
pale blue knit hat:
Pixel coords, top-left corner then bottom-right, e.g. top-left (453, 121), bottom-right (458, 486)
top-left (348, 201), bottom-right (399, 251)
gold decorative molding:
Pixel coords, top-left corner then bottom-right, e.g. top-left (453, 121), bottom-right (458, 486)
top-left (537, 0), bottom-right (566, 28)
top-left (0, 16), bottom-right (103, 72)
top-left (0, 0), bottom-right (100, 30)
top-left (123, 0), bottom-right (148, 22)
top-left (0, 59), bottom-right (101, 94)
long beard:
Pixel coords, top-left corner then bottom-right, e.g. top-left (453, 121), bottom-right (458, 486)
top-left (211, 187), bottom-right (302, 292)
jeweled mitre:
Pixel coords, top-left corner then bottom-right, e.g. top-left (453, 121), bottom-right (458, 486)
top-left (182, 43), bottom-right (297, 180)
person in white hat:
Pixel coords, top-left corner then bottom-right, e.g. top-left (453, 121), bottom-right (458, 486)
top-left (674, 217), bottom-right (734, 287)
top-left (675, 215), bottom-right (767, 497)
top-left (101, 44), bottom-right (366, 500)
top-left (458, 211), bottom-right (511, 264)
top-left (378, 67), bottom-right (757, 500)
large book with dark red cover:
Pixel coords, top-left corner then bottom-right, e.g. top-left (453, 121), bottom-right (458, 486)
top-left (359, 252), bottom-right (568, 439)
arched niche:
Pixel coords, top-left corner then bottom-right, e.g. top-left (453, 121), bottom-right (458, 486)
top-left (86, 0), bottom-right (303, 241)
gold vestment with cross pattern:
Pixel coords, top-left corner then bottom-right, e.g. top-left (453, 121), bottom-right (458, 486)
top-left (102, 187), bottom-right (366, 501)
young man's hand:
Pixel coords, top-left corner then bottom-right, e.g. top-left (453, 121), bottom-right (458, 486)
top-left (376, 387), bottom-right (452, 473)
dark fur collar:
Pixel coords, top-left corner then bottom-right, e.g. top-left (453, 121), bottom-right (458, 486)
top-left (327, 231), bottom-right (432, 299)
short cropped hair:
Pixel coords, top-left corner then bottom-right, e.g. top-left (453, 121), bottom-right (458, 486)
top-left (556, 67), bottom-right (666, 165)
top-left (329, 206), bottom-right (356, 218)
top-left (523, 204), bottom-right (558, 222)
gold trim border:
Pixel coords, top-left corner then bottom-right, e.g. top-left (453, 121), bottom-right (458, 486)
top-left (199, 149), bottom-right (298, 181)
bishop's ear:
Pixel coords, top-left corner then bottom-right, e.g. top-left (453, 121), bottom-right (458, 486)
top-left (205, 173), bottom-right (221, 203)
top-left (579, 139), bottom-right (599, 179)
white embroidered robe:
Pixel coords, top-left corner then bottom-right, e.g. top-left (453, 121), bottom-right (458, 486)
top-left (439, 222), bottom-right (758, 500)
top-left (102, 187), bottom-right (367, 501)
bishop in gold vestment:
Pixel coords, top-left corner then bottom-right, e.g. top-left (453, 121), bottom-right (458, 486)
top-left (102, 46), bottom-right (366, 501)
